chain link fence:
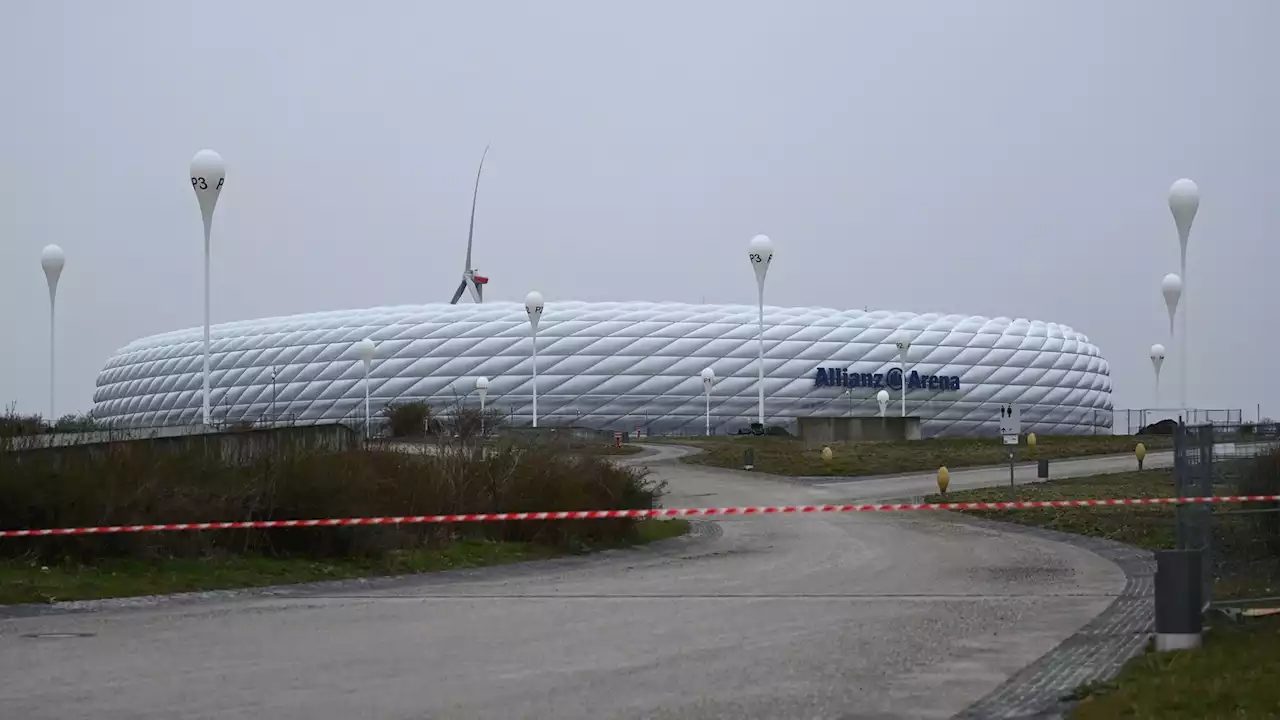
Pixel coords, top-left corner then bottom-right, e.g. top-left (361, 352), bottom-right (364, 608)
top-left (1174, 421), bottom-right (1280, 608)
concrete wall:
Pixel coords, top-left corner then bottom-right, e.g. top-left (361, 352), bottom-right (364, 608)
top-left (0, 423), bottom-right (361, 463)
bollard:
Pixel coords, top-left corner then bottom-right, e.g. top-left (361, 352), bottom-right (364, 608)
top-left (614, 431), bottom-right (622, 448)
top-left (1037, 459), bottom-right (1049, 479)
top-left (821, 446), bottom-right (833, 463)
top-left (1154, 548), bottom-right (1203, 651)
top-left (743, 447), bottom-right (755, 471)
top-left (936, 466), bottom-right (950, 495)
top-left (1027, 432), bottom-right (1037, 449)
top-left (1136, 442), bottom-right (1147, 470)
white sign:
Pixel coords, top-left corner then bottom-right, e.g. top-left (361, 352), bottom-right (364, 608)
top-left (998, 403), bottom-right (1021, 437)
top-left (1003, 434), bottom-right (1018, 446)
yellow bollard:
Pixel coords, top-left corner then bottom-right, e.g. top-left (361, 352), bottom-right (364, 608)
top-left (937, 466), bottom-right (950, 495)
top-left (821, 446), bottom-right (833, 463)
top-left (1135, 442), bottom-right (1147, 470)
top-left (1027, 432), bottom-right (1037, 448)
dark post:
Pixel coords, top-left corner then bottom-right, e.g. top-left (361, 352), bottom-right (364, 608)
top-left (1037, 458), bottom-right (1050, 479)
top-left (1154, 548), bottom-right (1203, 651)
top-left (1008, 447), bottom-right (1016, 502)
top-left (743, 447), bottom-right (755, 471)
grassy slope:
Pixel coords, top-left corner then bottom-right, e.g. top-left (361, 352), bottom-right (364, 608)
top-left (1070, 615), bottom-right (1280, 719)
top-left (925, 468), bottom-right (1179, 549)
top-left (665, 434), bottom-right (1170, 477)
top-left (0, 520), bottom-right (689, 605)
top-left (929, 470), bottom-right (1280, 718)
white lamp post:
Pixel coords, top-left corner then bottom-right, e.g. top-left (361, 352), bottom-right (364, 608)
top-left (1161, 272), bottom-right (1183, 419)
top-left (1161, 273), bottom-right (1182, 336)
top-left (476, 376), bottom-right (490, 436)
top-left (189, 150), bottom-right (226, 426)
top-left (525, 291), bottom-right (544, 428)
top-left (747, 234), bottom-right (774, 426)
top-left (40, 245), bottom-right (65, 423)
top-left (1169, 179), bottom-right (1199, 419)
top-left (1150, 343), bottom-right (1166, 408)
top-left (700, 367), bottom-right (716, 436)
top-left (893, 332), bottom-right (912, 418)
top-left (876, 389), bottom-right (890, 418)
top-left (356, 338), bottom-right (376, 439)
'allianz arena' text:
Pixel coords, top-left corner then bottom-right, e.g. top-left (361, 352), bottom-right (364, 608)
top-left (92, 302), bottom-right (1113, 436)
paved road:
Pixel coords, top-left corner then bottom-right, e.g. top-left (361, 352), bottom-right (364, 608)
top-left (779, 448), bottom-right (1171, 504)
top-left (0, 445), bottom-right (1132, 719)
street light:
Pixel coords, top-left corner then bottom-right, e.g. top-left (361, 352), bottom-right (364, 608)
top-left (525, 291), bottom-right (544, 428)
top-left (876, 389), bottom-right (890, 418)
top-left (1161, 272), bottom-right (1183, 419)
top-left (270, 366), bottom-right (279, 424)
top-left (189, 149), bottom-right (226, 426)
top-left (476, 376), bottom-right (489, 436)
top-left (893, 332), bottom-right (912, 418)
top-left (1161, 273), bottom-right (1182, 335)
top-left (747, 234), bottom-right (774, 426)
top-left (40, 244), bottom-right (64, 423)
top-left (1169, 179), bottom-right (1200, 417)
top-left (700, 367), bottom-right (716, 436)
top-left (1150, 343), bottom-right (1166, 408)
top-left (356, 338), bottom-right (376, 439)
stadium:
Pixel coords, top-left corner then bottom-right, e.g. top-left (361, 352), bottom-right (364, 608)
top-left (92, 301), bottom-right (1113, 437)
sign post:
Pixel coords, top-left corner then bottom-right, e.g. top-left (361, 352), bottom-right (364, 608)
top-left (999, 404), bottom-right (1021, 500)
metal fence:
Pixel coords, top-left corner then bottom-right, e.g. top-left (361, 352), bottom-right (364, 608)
top-left (1114, 408), bottom-right (1244, 435)
top-left (1174, 421), bottom-right (1280, 608)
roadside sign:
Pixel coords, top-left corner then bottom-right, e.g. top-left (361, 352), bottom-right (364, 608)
top-left (999, 403), bottom-right (1021, 437)
top-left (1003, 434), bottom-right (1018, 445)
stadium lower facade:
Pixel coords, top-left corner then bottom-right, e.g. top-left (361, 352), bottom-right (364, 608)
top-left (92, 302), bottom-right (1113, 437)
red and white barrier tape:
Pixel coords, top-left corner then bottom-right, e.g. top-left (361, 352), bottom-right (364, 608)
top-left (2, 495), bottom-right (1279, 538)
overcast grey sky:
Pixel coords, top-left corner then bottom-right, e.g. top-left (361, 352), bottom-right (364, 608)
top-left (2, 1), bottom-right (1276, 424)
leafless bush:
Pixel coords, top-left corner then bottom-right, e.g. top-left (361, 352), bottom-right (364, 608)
top-left (0, 425), bottom-right (662, 563)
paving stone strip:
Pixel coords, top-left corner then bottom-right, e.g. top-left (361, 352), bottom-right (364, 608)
top-left (952, 516), bottom-right (1155, 720)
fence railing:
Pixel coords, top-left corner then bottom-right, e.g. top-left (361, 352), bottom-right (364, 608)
top-left (1174, 421), bottom-right (1280, 609)
top-left (1115, 408), bottom-right (1245, 435)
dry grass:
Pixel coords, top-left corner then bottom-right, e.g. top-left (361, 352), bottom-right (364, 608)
top-left (0, 520), bottom-right (689, 605)
top-left (663, 434), bottom-right (1169, 477)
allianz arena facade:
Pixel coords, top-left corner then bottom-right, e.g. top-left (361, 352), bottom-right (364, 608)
top-left (92, 302), bottom-right (1113, 437)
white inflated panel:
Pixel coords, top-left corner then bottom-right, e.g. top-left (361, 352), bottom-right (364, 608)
top-left (92, 302), bottom-right (1112, 436)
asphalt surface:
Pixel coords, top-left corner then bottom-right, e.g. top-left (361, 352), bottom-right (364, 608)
top-left (0, 445), bottom-right (1138, 720)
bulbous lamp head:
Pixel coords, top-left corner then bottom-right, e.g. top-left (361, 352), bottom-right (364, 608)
top-left (700, 367), bottom-right (716, 391)
top-left (876, 389), bottom-right (890, 416)
top-left (475, 376), bottom-right (489, 400)
top-left (748, 234), bottom-right (774, 290)
top-left (40, 244), bottom-right (65, 291)
top-left (189, 149), bottom-right (226, 223)
top-left (356, 338), bottom-right (376, 364)
top-left (1161, 273), bottom-right (1182, 333)
top-left (892, 331), bottom-right (912, 360)
top-left (525, 290), bottom-right (544, 332)
top-left (1150, 343), bottom-right (1166, 376)
top-left (1168, 178), bottom-right (1200, 249)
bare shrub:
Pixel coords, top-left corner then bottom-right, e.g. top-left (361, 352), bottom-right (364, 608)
top-left (0, 424), bottom-right (661, 563)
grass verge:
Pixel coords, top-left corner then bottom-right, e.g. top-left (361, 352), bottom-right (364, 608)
top-left (0, 519), bottom-right (689, 605)
top-left (1069, 614), bottom-right (1280, 719)
top-left (664, 434), bottom-right (1168, 477)
top-left (924, 468), bottom-right (1178, 549)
